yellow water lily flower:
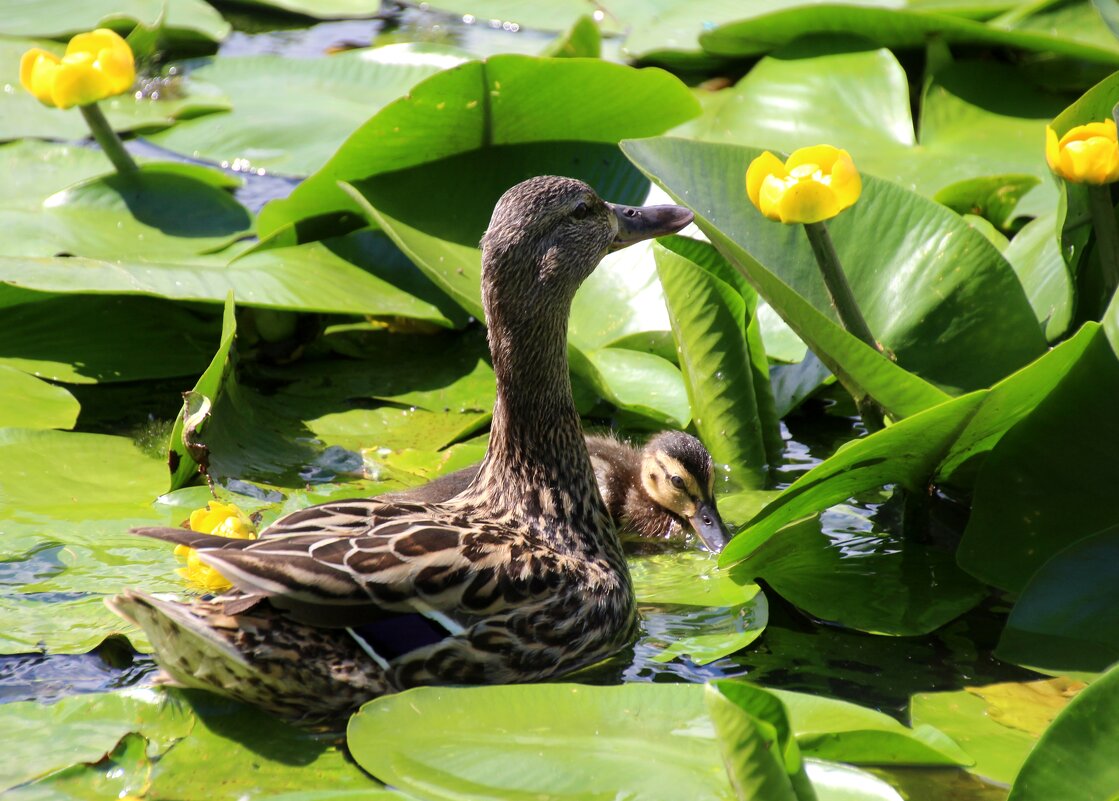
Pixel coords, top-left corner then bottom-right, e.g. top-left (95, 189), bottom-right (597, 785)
top-left (174, 501), bottom-right (256, 592)
top-left (746, 145), bottom-right (862, 224)
top-left (19, 28), bottom-right (135, 110)
top-left (1046, 120), bottom-right (1119, 185)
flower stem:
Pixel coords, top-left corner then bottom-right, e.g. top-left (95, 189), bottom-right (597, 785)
top-left (802, 220), bottom-right (885, 432)
top-left (1086, 183), bottom-right (1119, 302)
top-left (802, 220), bottom-right (878, 352)
top-left (79, 103), bottom-right (138, 175)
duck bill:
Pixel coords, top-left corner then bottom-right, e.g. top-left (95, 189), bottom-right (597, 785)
top-left (689, 501), bottom-right (732, 554)
top-left (608, 202), bottom-right (694, 251)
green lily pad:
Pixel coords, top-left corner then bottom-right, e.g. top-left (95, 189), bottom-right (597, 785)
top-left (675, 43), bottom-right (1063, 219)
top-left (654, 236), bottom-right (782, 490)
top-left (706, 681), bottom-right (813, 801)
top-left (740, 514), bottom-right (986, 636)
top-left (0, 689), bottom-right (193, 793)
top-left (149, 46), bottom-right (470, 177)
top-left (348, 682), bottom-right (967, 801)
top-left (909, 678), bottom-right (1084, 785)
top-left (0, 425), bottom-right (183, 652)
top-left (0, 0), bottom-right (230, 45)
top-left (0, 295), bottom-right (220, 383)
top-left (258, 54), bottom-right (700, 236)
top-left (623, 136), bottom-right (1044, 408)
top-left (0, 229), bottom-right (463, 324)
top-left (631, 553), bottom-right (768, 665)
top-left (958, 323), bottom-right (1119, 591)
top-left (3, 689), bottom-right (379, 801)
top-left (996, 523), bottom-right (1119, 673)
top-left (167, 294), bottom-right (235, 490)
top-left (1007, 664), bottom-right (1119, 800)
top-left (719, 392), bottom-right (984, 567)
top-left (0, 364), bottom-right (79, 429)
top-left (0, 165), bottom-right (252, 262)
top-left (696, 3), bottom-right (1119, 66)
top-left (722, 323), bottom-right (1106, 567)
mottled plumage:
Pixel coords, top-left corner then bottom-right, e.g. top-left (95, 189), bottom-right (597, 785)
top-left (109, 176), bottom-right (694, 725)
top-left (387, 431), bottom-right (730, 552)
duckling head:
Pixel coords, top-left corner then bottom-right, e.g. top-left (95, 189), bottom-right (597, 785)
top-left (639, 431), bottom-right (732, 553)
top-left (481, 176), bottom-right (693, 324)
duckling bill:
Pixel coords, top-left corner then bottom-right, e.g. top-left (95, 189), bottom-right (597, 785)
top-left (109, 176), bottom-right (695, 724)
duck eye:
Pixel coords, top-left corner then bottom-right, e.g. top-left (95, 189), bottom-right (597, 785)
top-left (670, 475), bottom-right (685, 489)
top-left (572, 202), bottom-right (589, 220)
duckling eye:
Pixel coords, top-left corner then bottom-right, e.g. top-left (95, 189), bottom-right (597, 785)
top-left (670, 475), bottom-right (685, 489)
top-left (572, 202), bottom-right (589, 220)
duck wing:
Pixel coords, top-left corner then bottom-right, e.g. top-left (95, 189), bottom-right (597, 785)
top-left (132, 498), bottom-right (552, 628)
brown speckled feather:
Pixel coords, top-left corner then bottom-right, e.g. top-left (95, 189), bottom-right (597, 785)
top-left (110, 177), bottom-right (694, 723)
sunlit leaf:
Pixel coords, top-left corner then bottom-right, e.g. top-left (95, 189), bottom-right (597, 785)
top-left (0, 364), bottom-right (79, 429)
top-left (624, 136), bottom-right (1043, 407)
top-left (150, 46), bottom-right (469, 177)
top-left (1008, 664), bottom-right (1119, 800)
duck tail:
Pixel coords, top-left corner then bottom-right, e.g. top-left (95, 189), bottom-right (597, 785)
top-left (105, 590), bottom-right (388, 725)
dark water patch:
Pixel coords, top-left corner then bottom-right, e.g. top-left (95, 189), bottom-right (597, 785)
top-left (0, 544), bottom-right (67, 588)
top-left (0, 638), bottom-right (158, 705)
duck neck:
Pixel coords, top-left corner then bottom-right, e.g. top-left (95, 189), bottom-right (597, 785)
top-left (468, 294), bottom-right (613, 558)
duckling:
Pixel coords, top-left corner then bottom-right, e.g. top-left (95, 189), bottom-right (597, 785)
top-left (108, 176), bottom-right (694, 724)
top-left (386, 431), bottom-right (730, 552)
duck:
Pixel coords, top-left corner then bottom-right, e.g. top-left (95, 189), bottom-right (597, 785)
top-left (384, 431), bottom-right (731, 553)
top-left (108, 176), bottom-right (694, 724)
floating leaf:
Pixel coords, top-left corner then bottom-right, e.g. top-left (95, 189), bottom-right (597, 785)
top-left (997, 524), bottom-right (1119, 672)
top-left (150, 46), bottom-right (469, 177)
top-left (259, 55), bottom-right (699, 235)
top-left (958, 324), bottom-right (1119, 591)
top-left (0, 295), bottom-right (220, 384)
top-left (1008, 664), bottom-right (1119, 800)
top-left (623, 136), bottom-right (1042, 408)
top-left (0, 364), bottom-right (79, 429)
top-left (741, 515), bottom-right (986, 637)
top-left (676, 44), bottom-right (1062, 219)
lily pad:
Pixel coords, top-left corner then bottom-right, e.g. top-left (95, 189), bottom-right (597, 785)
top-left (706, 681), bottom-right (813, 801)
top-left (623, 136), bottom-right (1044, 408)
top-left (2, 689), bottom-right (379, 801)
top-left (1001, 210), bottom-right (1075, 341)
top-left (909, 678), bottom-right (1083, 785)
top-left (996, 523), bottom-right (1119, 673)
top-left (675, 43), bottom-right (1064, 219)
top-left (0, 229), bottom-right (463, 324)
top-left (741, 514), bottom-right (986, 636)
top-left (0, 0), bottom-right (230, 45)
top-left (722, 322), bottom-right (1107, 567)
top-left (1007, 664), bottom-right (1119, 801)
top-left (0, 295), bottom-right (220, 384)
top-left (150, 45), bottom-right (470, 177)
top-left (228, 0), bottom-right (383, 19)
top-left (0, 165), bottom-right (252, 262)
top-left (696, 2), bottom-right (1119, 66)
top-left (958, 323), bottom-right (1119, 591)
top-left (258, 54), bottom-right (700, 235)
top-left (348, 682), bottom-right (968, 801)
top-left (0, 364), bottom-right (79, 429)
top-left (631, 553), bottom-right (768, 665)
